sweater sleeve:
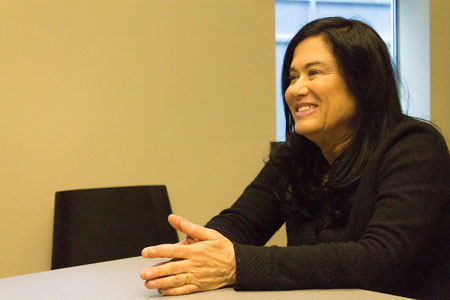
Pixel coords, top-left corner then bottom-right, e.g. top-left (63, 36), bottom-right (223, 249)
top-left (209, 120), bottom-right (450, 296)
top-left (205, 157), bottom-right (286, 246)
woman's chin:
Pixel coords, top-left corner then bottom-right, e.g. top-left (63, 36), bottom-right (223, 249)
top-left (294, 124), bottom-right (319, 137)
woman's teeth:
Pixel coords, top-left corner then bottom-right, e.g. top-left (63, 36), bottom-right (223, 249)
top-left (298, 105), bottom-right (314, 112)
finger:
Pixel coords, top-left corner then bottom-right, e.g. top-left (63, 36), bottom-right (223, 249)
top-left (140, 259), bottom-right (187, 280)
top-left (141, 260), bottom-right (172, 279)
top-left (147, 259), bottom-right (171, 269)
top-left (144, 273), bottom-right (188, 290)
top-left (158, 283), bottom-right (200, 296)
top-left (176, 238), bottom-right (191, 246)
top-left (177, 238), bottom-right (189, 245)
top-left (179, 235), bottom-right (201, 245)
top-left (141, 243), bottom-right (189, 259)
top-left (167, 214), bottom-right (192, 234)
top-left (176, 235), bottom-right (196, 245)
top-left (168, 214), bottom-right (213, 242)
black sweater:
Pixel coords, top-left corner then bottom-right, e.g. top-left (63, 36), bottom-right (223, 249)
top-left (206, 118), bottom-right (450, 299)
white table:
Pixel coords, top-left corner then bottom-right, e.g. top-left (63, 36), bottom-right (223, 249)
top-left (0, 257), bottom-right (411, 299)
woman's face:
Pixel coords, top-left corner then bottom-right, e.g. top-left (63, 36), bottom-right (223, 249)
top-left (285, 35), bottom-right (356, 148)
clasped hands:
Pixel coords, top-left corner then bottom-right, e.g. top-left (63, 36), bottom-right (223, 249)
top-left (140, 214), bottom-right (236, 295)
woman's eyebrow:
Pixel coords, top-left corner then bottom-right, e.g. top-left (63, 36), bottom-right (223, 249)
top-left (304, 61), bottom-right (327, 69)
top-left (289, 61), bottom-right (329, 73)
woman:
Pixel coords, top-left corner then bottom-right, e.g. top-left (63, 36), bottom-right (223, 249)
top-left (140, 17), bottom-right (450, 298)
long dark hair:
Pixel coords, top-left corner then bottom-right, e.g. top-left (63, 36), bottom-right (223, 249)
top-left (273, 17), bottom-right (404, 226)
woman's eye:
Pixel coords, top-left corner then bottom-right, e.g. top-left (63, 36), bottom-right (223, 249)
top-left (288, 74), bottom-right (298, 84)
top-left (307, 69), bottom-right (322, 77)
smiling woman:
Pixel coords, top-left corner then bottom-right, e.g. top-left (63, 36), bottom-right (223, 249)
top-left (140, 17), bottom-right (450, 299)
top-left (285, 35), bottom-right (356, 164)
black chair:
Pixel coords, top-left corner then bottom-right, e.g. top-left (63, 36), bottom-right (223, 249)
top-left (51, 185), bottom-right (179, 269)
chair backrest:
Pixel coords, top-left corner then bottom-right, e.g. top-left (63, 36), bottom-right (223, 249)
top-left (51, 185), bottom-right (178, 269)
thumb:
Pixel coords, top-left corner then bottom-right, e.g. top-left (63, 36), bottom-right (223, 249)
top-left (168, 214), bottom-right (212, 241)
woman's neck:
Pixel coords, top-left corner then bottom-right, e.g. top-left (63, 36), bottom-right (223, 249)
top-left (321, 138), bottom-right (351, 164)
top-left (306, 132), bottom-right (353, 165)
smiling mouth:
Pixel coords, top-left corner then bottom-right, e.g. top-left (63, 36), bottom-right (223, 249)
top-left (297, 105), bottom-right (316, 112)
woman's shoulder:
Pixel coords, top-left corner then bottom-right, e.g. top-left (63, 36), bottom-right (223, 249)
top-left (370, 117), bottom-right (450, 180)
top-left (381, 116), bottom-right (449, 153)
top-left (396, 116), bottom-right (445, 134)
top-left (359, 116), bottom-right (450, 186)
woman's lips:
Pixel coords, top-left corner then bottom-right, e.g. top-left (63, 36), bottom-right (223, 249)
top-left (294, 102), bottom-right (318, 117)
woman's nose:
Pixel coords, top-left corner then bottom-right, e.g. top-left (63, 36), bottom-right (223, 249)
top-left (287, 77), bottom-right (309, 97)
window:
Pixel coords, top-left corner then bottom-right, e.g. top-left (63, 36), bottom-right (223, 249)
top-left (275, 0), bottom-right (396, 141)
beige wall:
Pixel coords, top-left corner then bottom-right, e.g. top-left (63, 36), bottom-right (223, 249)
top-left (430, 0), bottom-right (450, 144)
top-left (0, 0), bottom-right (275, 277)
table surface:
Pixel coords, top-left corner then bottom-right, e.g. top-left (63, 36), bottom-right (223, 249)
top-left (0, 256), bottom-right (412, 299)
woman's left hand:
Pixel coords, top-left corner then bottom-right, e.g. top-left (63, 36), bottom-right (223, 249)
top-left (140, 214), bottom-right (236, 295)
